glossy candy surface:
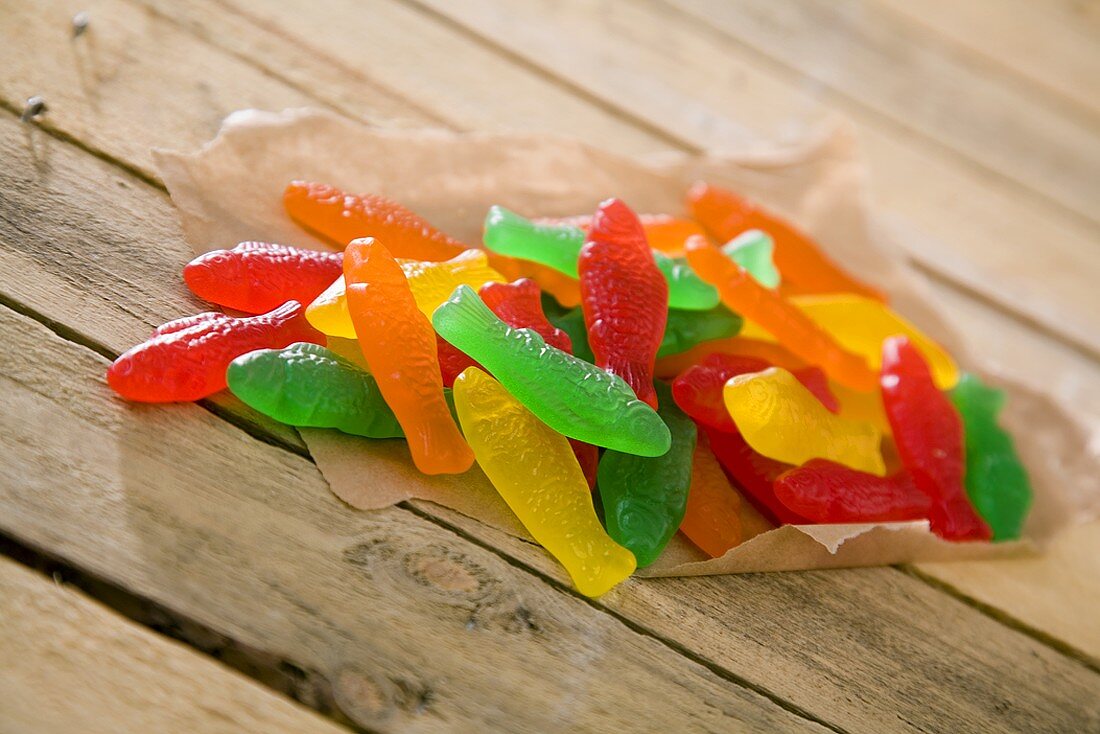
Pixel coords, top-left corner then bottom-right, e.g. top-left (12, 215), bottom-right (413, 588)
top-left (226, 343), bottom-right (402, 438)
top-left (673, 354), bottom-right (838, 433)
top-left (654, 336), bottom-right (807, 379)
top-left (485, 206), bottom-right (717, 310)
top-left (483, 206), bottom-right (583, 277)
top-left (107, 301), bottom-right (323, 402)
top-left (881, 337), bottom-right (990, 541)
top-left (774, 460), bottom-right (930, 523)
top-left (437, 278), bottom-right (574, 387)
top-left (657, 306), bottom-right (743, 358)
top-left (344, 239), bottom-right (473, 475)
top-left (723, 367), bottom-right (885, 475)
top-left (433, 285), bottom-right (671, 456)
top-left (950, 373), bottom-right (1032, 541)
top-left (719, 229), bottom-right (780, 289)
top-left (184, 242), bottom-right (344, 314)
top-left (651, 251), bottom-right (721, 310)
top-left (686, 236), bottom-right (877, 391)
top-left (284, 180), bottom-right (467, 259)
top-left (679, 434), bottom-right (744, 557)
top-left (687, 182), bottom-right (883, 300)
top-left (453, 367), bottom-right (636, 596)
top-left (703, 426), bottom-right (806, 525)
top-left (306, 250), bottom-right (505, 339)
top-left (598, 381), bottom-right (697, 567)
top-left (579, 199), bottom-right (669, 407)
top-left (740, 294), bottom-right (959, 389)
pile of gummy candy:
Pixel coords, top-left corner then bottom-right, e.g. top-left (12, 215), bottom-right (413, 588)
top-left (108, 180), bottom-right (1032, 596)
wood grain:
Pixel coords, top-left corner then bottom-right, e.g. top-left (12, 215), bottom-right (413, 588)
top-left (3, 115), bottom-right (1099, 733)
top-left (0, 303), bottom-right (826, 734)
top-left (871, 0), bottom-right (1100, 117)
top-left (0, 557), bottom-right (352, 734)
top-left (2, 25), bottom-right (1100, 671)
top-left (664, 0), bottom-right (1100, 222)
top-left (397, 0), bottom-right (1100, 356)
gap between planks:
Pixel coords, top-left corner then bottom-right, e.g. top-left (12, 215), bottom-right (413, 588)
top-left (3, 108), bottom-right (1100, 732)
top-left (1, 92), bottom-right (1097, 678)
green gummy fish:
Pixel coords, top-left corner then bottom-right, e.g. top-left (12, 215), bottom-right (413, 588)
top-left (597, 381), bottom-right (697, 567)
top-left (432, 285), bottom-right (671, 457)
top-left (226, 342), bottom-right (403, 438)
top-left (950, 373), bottom-right (1032, 541)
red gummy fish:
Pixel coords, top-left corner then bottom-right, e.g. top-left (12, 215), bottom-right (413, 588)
top-left (774, 459), bottom-right (930, 524)
top-left (881, 336), bottom-right (991, 541)
top-left (184, 242), bottom-right (344, 314)
top-left (578, 199), bottom-right (668, 408)
top-left (672, 353), bottom-right (839, 433)
top-left (107, 301), bottom-right (324, 402)
top-left (703, 425), bottom-right (809, 526)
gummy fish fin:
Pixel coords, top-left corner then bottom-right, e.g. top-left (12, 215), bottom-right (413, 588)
top-left (432, 285), bottom-right (501, 335)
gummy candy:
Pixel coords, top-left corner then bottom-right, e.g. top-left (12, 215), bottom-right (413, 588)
top-left (483, 206), bottom-right (583, 277)
top-left (432, 285), bottom-right (671, 457)
top-left (598, 381), bottom-right (697, 567)
top-left (773, 460), bottom-right (930, 523)
top-left (739, 294), bottom-right (959, 389)
top-left (719, 229), bottom-right (780, 289)
top-left (479, 279), bottom-right (572, 354)
top-left (672, 354), bottom-right (838, 433)
top-left (452, 367), bottom-right (636, 596)
top-left (484, 206), bottom-right (717, 310)
top-left (724, 367), bottom-right (885, 475)
top-left (654, 336), bottom-right (807, 379)
top-left (306, 250), bottom-right (505, 339)
top-left (569, 438), bottom-right (600, 490)
top-left (687, 182), bottom-right (884, 301)
top-left (950, 373), bottom-right (1031, 541)
top-left (657, 306), bottom-right (743, 358)
top-left (703, 426), bottom-right (807, 525)
top-left (344, 239), bottom-right (473, 475)
top-left (437, 278), bottom-right (574, 387)
top-left (284, 181), bottom-right (466, 259)
top-left (541, 299), bottom-right (595, 363)
top-left (579, 199), bottom-right (669, 407)
top-left (679, 433), bottom-right (743, 558)
top-left (685, 236), bottom-right (877, 391)
top-left (547, 212), bottom-right (709, 256)
top-left (226, 343), bottom-right (403, 438)
top-left (107, 301), bottom-right (323, 402)
top-left (881, 337), bottom-right (990, 541)
top-left (184, 242), bottom-right (343, 314)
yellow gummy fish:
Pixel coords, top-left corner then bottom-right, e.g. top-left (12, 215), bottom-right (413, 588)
top-left (452, 367), bottom-right (637, 597)
top-left (724, 367), bottom-right (886, 476)
top-left (740, 294), bottom-right (959, 389)
top-left (307, 249), bottom-right (505, 338)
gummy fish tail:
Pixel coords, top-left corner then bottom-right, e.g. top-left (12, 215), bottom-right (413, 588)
top-left (433, 285), bottom-right (502, 341)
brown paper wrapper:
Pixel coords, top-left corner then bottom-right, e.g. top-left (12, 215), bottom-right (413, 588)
top-left (154, 109), bottom-right (1099, 575)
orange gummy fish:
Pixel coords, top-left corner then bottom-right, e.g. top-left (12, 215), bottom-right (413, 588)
top-left (685, 236), bottom-right (877, 392)
top-left (687, 182), bottom-right (884, 301)
top-left (343, 238), bottom-right (473, 475)
top-left (285, 181), bottom-right (468, 261)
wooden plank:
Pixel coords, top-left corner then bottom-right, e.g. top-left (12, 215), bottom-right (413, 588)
top-left (664, 0), bottom-right (1100, 223)
top-left (871, 0), bottom-right (1100, 117)
top-left (4, 0), bottom-right (1095, 704)
top-left (3, 117), bottom-right (1100, 734)
top-left (0, 557), bottom-right (352, 734)
top-left (2, 12), bottom-right (1100, 669)
top-left (0, 0), bottom-right (667, 186)
top-left (0, 304), bottom-right (826, 734)
top-left (393, 0), bottom-right (1100, 357)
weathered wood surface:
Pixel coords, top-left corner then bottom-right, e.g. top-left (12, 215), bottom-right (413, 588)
top-left (2, 0), bottom-right (1098, 633)
top-left (2, 114), bottom-right (1100, 733)
top-left (2, 0), bottom-right (1099, 730)
top-left (0, 557), bottom-right (352, 734)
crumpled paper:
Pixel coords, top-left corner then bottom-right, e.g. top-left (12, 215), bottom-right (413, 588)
top-left (154, 108), bottom-right (1098, 575)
